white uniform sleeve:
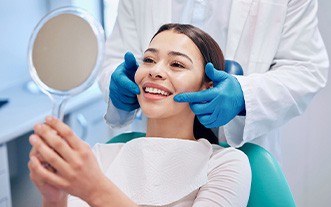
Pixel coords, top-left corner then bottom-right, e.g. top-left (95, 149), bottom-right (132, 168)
top-left (104, 98), bottom-right (137, 128)
top-left (98, 0), bottom-right (141, 127)
top-left (193, 147), bottom-right (251, 207)
top-left (225, 0), bottom-right (329, 147)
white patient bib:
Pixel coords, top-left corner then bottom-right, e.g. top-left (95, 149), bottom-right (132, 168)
top-left (105, 138), bottom-right (213, 206)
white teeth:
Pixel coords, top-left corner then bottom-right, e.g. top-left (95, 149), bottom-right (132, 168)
top-left (145, 87), bottom-right (169, 96)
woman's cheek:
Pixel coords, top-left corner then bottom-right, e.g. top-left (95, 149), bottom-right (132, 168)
top-left (173, 74), bottom-right (201, 93)
top-left (134, 66), bottom-right (144, 84)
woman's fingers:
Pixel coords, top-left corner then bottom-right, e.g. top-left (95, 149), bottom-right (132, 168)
top-left (32, 117), bottom-right (93, 181)
top-left (30, 145), bottom-right (43, 161)
top-left (29, 134), bottom-right (70, 175)
top-left (29, 155), bottom-right (69, 190)
top-left (44, 116), bottom-right (83, 150)
top-left (33, 123), bottom-right (76, 164)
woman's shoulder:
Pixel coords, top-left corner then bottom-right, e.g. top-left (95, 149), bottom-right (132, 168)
top-left (197, 139), bottom-right (248, 161)
top-left (208, 143), bottom-right (250, 172)
top-left (196, 142), bottom-right (252, 206)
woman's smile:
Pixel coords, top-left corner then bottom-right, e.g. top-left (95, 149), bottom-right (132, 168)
top-left (142, 82), bottom-right (173, 100)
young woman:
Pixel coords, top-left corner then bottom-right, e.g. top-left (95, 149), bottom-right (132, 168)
top-left (29, 23), bottom-right (251, 207)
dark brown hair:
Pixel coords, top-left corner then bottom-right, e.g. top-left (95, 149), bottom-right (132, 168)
top-left (152, 23), bottom-right (225, 144)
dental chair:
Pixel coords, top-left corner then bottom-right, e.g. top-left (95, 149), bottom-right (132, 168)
top-left (107, 132), bottom-right (296, 207)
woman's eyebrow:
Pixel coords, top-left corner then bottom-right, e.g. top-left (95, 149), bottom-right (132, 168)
top-left (144, 48), bottom-right (158, 54)
top-left (169, 51), bottom-right (193, 63)
top-left (144, 48), bottom-right (193, 64)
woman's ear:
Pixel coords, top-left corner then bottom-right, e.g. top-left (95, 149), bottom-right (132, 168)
top-left (207, 81), bottom-right (213, 89)
top-left (201, 81), bottom-right (213, 90)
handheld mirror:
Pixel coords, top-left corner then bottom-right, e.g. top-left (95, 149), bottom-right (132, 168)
top-left (28, 7), bottom-right (105, 120)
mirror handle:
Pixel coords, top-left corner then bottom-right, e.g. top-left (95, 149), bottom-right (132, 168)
top-left (51, 95), bottom-right (68, 121)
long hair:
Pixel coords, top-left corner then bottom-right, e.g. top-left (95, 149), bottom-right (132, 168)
top-left (151, 23), bottom-right (225, 144)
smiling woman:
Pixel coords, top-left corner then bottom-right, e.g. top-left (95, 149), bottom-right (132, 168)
top-left (135, 24), bottom-right (224, 143)
top-left (28, 23), bottom-right (251, 207)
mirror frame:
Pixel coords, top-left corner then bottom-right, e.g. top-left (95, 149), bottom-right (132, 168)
top-left (27, 7), bottom-right (105, 119)
top-left (28, 6), bottom-right (105, 97)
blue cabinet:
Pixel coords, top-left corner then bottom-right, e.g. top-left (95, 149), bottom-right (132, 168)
top-left (0, 145), bottom-right (11, 207)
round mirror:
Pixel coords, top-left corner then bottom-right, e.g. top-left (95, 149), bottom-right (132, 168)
top-left (28, 7), bottom-right (105, 120)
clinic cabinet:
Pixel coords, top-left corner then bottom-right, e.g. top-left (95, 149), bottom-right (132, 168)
top-left (0, 145), bottom-right (11, 207)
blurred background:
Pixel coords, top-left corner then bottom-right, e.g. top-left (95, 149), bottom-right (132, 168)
top-left (0, 0), bottom-right (330, 206)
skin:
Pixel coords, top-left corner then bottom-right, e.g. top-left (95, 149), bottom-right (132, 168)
top-left (28, 30), bottom-right (210, 207)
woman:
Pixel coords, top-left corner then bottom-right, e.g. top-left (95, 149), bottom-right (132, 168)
top-left (29, 23), bottom-right (251, 207)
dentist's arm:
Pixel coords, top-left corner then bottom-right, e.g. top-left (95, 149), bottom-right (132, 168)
top-left (174, 63), bottom-right (245, 128)
top-left (98, 0), bottom-right (144, 128)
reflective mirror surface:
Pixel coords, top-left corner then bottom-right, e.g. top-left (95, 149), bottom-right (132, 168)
top-left (28, 7), bottom-right (105, 119)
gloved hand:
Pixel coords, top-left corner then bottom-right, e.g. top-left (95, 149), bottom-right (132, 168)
top-left (174, 63), bottom-right (245, 128)
top-left (109, 52), bottom-right (140, 112)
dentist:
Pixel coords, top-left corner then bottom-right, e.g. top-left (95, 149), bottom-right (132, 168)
top-left (99, 0), bottom-right (329, 159)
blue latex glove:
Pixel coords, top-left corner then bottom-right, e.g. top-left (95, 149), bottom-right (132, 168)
top-left (109, 52), bottom-right (140, 111)
top-left (174, 63), bottom-right (245, 128)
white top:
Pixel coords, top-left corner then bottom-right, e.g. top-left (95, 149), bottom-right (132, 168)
top-left (68, 138), bottom-right (251, 206)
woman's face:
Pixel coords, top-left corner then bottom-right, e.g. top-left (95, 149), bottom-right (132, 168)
top-left (135, 30), bottom-right (208, 120)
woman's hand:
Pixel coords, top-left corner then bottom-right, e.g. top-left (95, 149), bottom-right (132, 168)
top-left (28, 116), bottom-right (109, 205)
top-left (29, 142), bottom-right (68, 206)
top-left (29, 116), bottom-right (138, 207)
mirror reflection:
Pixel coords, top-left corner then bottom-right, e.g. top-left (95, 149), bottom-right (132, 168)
top-left (32, 13), bottom-right (98, 91)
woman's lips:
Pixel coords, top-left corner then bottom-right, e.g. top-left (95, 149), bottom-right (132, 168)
top-left (142, 82), bottom-right (173, 100)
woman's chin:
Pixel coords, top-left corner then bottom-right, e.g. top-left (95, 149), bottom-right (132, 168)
top-left (140, 106), bottom-right (168, 119)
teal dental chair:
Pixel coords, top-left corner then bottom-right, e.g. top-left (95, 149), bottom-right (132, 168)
top-left (107, 132), bottom-right (296, 207)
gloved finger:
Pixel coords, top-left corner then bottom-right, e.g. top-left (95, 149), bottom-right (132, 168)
top-left (112, 74), bottom-right (140, 95)
top-left (205, 63), bottom-right (215, 80)
top-left (124, 52), bottom-right (139, 73)
top-left (118, 93), bottom-right (140, 104)
top-left (197, 114), bottom-right (217, 128)
top-left (174, 89), bottom-right (216, 103)
top-left (114, 97), bottom-right (140, 110)
top-left (197, 113), bottom-right (219, 128)
top-left (128, 102), bottom-right (140, 110)
top-left (112, 98), bottom-right (140, 112)
top-left (205, 63), bottom-right (229, 85)
top-left (204, 108), bottom-right (231, 128)
top-left (112, 79), bottom-right (140, 98)
top-left (204, 122), bottom-right (221, 129)
top-left (111, 88), bottom-right (137, 105)
top-left (189, 102), bottom-right (214, 116)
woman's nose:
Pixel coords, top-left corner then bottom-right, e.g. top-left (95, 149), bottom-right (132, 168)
top-left (149, 64), bottom-right (166, 79)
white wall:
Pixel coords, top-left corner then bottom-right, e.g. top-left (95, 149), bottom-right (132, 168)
top-left (0, 0), bottom-right (48, 91)
top-left (281, 0), bottom-right (331, 206)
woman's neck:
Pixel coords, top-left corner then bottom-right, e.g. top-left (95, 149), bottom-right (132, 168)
top-left (146, 114), bottom-right (195, 141)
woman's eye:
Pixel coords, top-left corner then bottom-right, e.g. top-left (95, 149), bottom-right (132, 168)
top-left (143, 57), bottom-right (155, 63)
top-left (171, 61), bottom-right (185, 68)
